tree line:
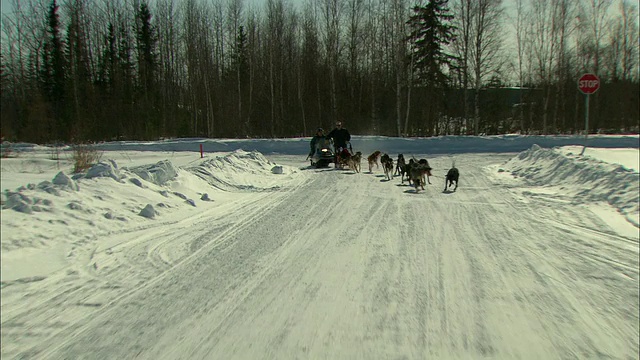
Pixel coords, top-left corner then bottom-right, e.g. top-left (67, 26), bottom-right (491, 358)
top-left (1, 0), bottom-right (638, 143)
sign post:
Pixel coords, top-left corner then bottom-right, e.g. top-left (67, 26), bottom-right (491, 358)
top-left (578, 73), bottom-right (600, 155)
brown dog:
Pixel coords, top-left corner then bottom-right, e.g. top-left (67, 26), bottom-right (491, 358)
top-left (417, 158), bottom-right (432, 185)
top-left (367, 151), bottom-right (382, 173)
top-left (336, 148), bottom-right (351, 169)
top-left (409, 163), bottom-right (432, 192)
top-left (348, 151), bottom-right (363, 173)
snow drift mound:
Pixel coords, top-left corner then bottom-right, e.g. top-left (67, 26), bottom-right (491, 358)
top-left (502, 144), bottom-right (639, 226)
top-left (186, 150), bottom-right (295, 192)
top-left (128, 160), bottom-right (179, 186)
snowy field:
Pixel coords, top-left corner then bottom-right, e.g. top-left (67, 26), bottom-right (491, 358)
top-left (1, 135), bottom-right (638, 359)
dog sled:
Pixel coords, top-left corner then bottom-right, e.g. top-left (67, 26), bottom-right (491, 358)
top-left (310, 138), bottom-right (335, 168)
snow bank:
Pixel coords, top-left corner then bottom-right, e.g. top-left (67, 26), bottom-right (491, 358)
top-left (52, 171), bottom-right (79, 191)
top-left (128, 160), bottom-right (179, 186)
top-left (186, 150), bottom-right (293, 191)
top-left (0, 150), bottom-right (299, 256)
top-left (84, 160), bottom-right (122, 182)
top-left (501, 144), bottom-right (640, 226)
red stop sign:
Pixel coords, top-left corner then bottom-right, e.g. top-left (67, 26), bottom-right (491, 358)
top-left (578, 73), bottom-right (600, 94)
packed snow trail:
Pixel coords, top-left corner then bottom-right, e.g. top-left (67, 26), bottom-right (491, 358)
top-left (11, 155), bottom-right (640, 359)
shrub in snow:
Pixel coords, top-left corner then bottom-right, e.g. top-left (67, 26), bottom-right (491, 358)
top-left (159, 190), bottom-right (170, 197)
top-left (129, 160), bottom-right (178, 186)
top-left (72, 143), bottom-right (103, 173)
top-left (139, 204), bottom-right (158, 219)
top-left (186, 199), bottom-right (196, 207)
top-left (52, 171), bottom-right (79, 191)
top-left (271, 165), bottom-right (284, 174)
top-left (104, 212), bottom-right (114, 219)
top-left (200, 193), bottom-right (211, 201)
top-left (85, 160), bottom-right (122, 182)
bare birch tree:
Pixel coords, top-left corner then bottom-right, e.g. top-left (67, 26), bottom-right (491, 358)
top-left (577, 0), bottom-right (612, 131)
top-left (155, 0), bottom-right (180, 136)
top-left (227, 0), bottom-right (244, 126)
top-left (619, 0), bottom-right (639, 81)
top-left (510, 0), bottom-right (528, 133)
top-left (391, 0), bottom-right (406, 137)
top-left (452, 0), bottom-right (473, 133)
top-left (531, 0), bottom-right (559, 134)
top-left (469, 0), bottom-right (504, 135)
top-left (551, 0), bottom-right (572, 132)
top-left (318, 0), bottom-right (343, 123)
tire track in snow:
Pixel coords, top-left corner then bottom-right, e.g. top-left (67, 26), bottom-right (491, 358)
top-left (1, 191), bottom-right (281, 356)
top-left (17, 181), bottom-right (303, 359)
top-left (11, 154), bottom-right (638, 360)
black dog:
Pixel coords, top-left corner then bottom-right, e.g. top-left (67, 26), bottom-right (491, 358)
top-left (394, 154), bottom-right (406, 177)
top-left (380, 153), bottom-right (394, 180)
top-left (444, 167), bottom-right (459, 191)
top-left (401, 158), bottom-right (415, 185)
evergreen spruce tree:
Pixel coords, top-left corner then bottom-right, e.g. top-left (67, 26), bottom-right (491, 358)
top-left (66, 2), bottom-right (92, 139)
top-left (236, 26), bottom-right (249, 82)
top-left (135, 1), bottom-right (159, 138)
top-left (406, 0), bottom-right (457, 88)
top-left (234, 25), bottom-right (249, 126)
top-left (41, 0), bottom-right (69, 141)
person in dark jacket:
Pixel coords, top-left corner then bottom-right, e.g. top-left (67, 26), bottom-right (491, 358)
top-left (308, 127), bottom-right (325, 158)
top-left (326, 121), bottom-right (351, 150)
top-left (326, 121), bottom-right (351, 167)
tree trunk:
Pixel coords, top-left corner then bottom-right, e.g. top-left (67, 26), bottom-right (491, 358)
top-left (395, 67), bottom-right (402, 137)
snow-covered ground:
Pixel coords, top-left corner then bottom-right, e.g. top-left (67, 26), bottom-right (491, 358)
top-left (1, 135), bottom-right (638, 359)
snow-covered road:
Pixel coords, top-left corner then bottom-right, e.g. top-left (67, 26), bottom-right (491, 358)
top-left (3, 153), bottom-right (637, 359)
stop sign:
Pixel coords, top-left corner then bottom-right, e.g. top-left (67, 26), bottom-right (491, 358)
top-left (578, 73), bottom-right (600, 94)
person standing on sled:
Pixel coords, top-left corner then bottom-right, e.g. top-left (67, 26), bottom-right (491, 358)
top-left (308, 128), bottom-right (325, 159)
top-left (326, 121), bottom-right (351, 167)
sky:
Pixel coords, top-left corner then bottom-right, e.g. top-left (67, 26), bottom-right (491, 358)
top-left (1, 134), bottom-right (638, 358)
